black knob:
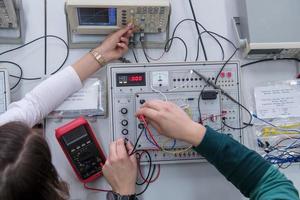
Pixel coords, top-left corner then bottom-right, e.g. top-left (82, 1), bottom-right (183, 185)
top-left (140, 99), bottom-right (146, 104)
top-left (138, 123), bottom-right (144, 129)
top-left (122, 129), bottom-right (129, 135)
top-left (121, 108), bottom-right (128, 114)
top-left (121, 120), bottom-right (128, 126)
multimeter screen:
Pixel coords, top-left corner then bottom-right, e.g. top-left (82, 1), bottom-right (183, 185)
top-left (62, 126), bottom-right (88, 146)
top-left (60, 124), bottom-right (103, 180)
top-left (78, 8), bottom-right (117, 26)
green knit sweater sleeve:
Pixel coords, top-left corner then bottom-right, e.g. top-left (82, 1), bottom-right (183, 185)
top-left (194, 126), bottom-right (299, 199)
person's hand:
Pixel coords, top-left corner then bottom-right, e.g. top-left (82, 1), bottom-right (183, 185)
top-left (135, 100), bottom-right (207, 146)
top-left (103, 138), bottom-right (137, 195)
top-left (95, 24), bottom-right (134, 62)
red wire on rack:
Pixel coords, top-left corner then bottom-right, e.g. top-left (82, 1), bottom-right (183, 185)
top-left (137, 151), bottom-right (161, 184)
top-left (83, 182), bottom-right (111, 192)
top-left (201, 112), bottom-right (227, 122)
top-left (138, 115), bottom-right (161, 150)
top-left (138, 163), bottom-right (161, 184)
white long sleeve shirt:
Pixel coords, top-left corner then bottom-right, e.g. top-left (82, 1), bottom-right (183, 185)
top-left (0, 66), bottom-right (83, 127)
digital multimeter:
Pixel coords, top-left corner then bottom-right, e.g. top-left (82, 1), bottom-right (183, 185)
top-left (55, 117), bottom-right (106, 183)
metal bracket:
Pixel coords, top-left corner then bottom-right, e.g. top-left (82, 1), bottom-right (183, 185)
top-left (232, 17), bottom-right (247, 49)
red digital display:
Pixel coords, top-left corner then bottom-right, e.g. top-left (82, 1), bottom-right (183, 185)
top-left (116, 73), bottom-right (146, 87)
top-left (129, 75), bottom-right (143, 82)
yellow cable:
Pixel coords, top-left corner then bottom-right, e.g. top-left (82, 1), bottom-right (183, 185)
top-left (160, 138), bottom-right (193, 155)
top-left (261, 123), bottom-right (300, 137)
top-left (279, 122), bottom-right (300, 129)
top-left (262, 130), bottom-right (300, 137)
top-left (261, 122), bottom-right (300, 132)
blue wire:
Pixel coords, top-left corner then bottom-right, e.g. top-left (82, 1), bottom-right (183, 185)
top-left (144, 128), bottom-right (157, 147)
top-left (170, 139), bottom-right (177, 149)
top-left (252, 114), bottom-right (278, 128)
top-left (144, 128), bottom-right (177, 149)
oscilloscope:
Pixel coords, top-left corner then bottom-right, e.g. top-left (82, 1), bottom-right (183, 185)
top-left (66, 0), bottom-right (170, 35)
top-left (65, 0), bottom-right (170, 48)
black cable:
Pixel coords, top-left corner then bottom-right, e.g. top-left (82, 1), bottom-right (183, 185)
top-left (44, 0), bottom-right (47, 75)
top-left (136, 149), bottom-right (152, 186)
top-left (188, 0), bottom-right (207, 61)
top-left (1, 35), bottom-right (69, 84)
top-left (0, 61), bottom-right (23, 90)
top-left (193, 70), bottom-right (253, 130)
top-left (141, 35), bottom-right (188, 62)
top-left (214, 48), bottom-right (239, 84)
top-left (46, 36), bottom-right (70, 75)
top-left (130, 127), bottom-right (145, 156)
top-left (222, 100), bottom-right (253, 131)
top-left (198, 30), bottom-right (238, 61)
top-left (0, 35), bottom-right (69, 72)
top-left (138, 18), bottom-right (231, 63)
top-left (197, 35), bottom-right (224, 61)
top-left (197, 84), bottom-right (208, 124)
top-left (165, 19), bottom-right (230, 62)
top-left (140, 42), bottom-right (150, 63)
top-left (0, 35), bottom-right (69, 90)
top-left (241, 58), bottom-right (300, 68)
top-left (131, 48), bottom-right (138, 63)
top-left (137, 165), bottom-right (156, 196)
top-left (164, 36), bottom-right (188, 61)
top-left (138, 18), bottom-right (225, 63)
top-left (136, 150), bottom-right (155, 196)
top-left (203, 31), bottom-right (237, 49)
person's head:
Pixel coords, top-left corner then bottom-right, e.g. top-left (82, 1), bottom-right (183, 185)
top-left (0, 122), bottom-right (69, 200)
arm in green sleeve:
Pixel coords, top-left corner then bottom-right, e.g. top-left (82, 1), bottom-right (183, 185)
top-left (194, 126), bottom-right (299, 199)
top-left (250, 165), bottom-right (299, 200)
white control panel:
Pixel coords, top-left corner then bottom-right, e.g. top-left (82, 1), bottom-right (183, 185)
top-left (108, 62), bottom-right (243, 164)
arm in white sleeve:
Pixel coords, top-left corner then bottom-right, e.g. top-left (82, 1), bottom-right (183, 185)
top-left (0, 66), bottom-right (82, 127)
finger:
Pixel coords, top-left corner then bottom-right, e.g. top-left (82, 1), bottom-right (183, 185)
top-left (116, 138), bottom-right (128, 158)
top-left (117, 42), bottom-right (127, 49)
top-left (120, 37), bottom-right (129, 45)
top-left (114, 24), bottom-right (133, 38)
top-left (126, 142), bottom-right (137, 162)
top-left (109, 141), bottom-right (118, 159)
top-left (149, 121), bottom-right (162, 133)
top-left (125, 141), bottom-right (134, 154)
top-left (135, 107), bottom-right (160, 123)
top-left (143, 100), bottom-right (167, 111)
top-left (124, 30), bottom-right (134, 38)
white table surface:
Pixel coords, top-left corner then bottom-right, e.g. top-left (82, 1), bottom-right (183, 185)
top-left (1, 0), bottom-right (300, 199)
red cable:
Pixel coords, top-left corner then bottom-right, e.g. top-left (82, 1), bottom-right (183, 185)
top-left (83, 183), bottom-right (111, 192)
top-left (137, 151), bottom-right (161, 184)
top-left (142, 165), bottom-right (160, 183)
top-left (201, 113), bottom-right (227, 122)
top-left (138, 115), bottom-right (161, 150)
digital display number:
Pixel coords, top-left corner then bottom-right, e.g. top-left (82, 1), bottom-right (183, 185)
top-left (62, 125), bottom-right (88, 146)
top-left (116, 73), bottom-right (146, 87)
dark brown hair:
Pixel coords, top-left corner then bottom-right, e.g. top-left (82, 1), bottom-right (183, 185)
top-left (0, 122), bottom-right (69, 200)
